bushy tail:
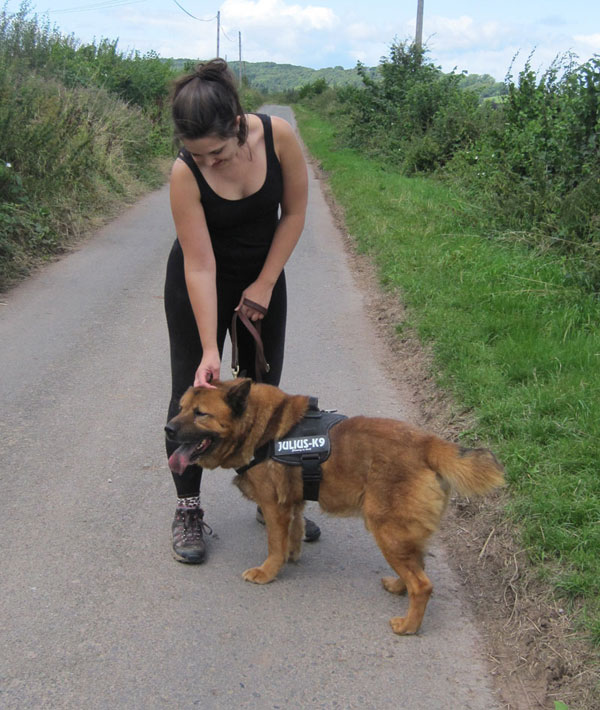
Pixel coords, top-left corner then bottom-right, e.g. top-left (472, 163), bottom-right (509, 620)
top-left (426, 437), bottom-right (505, 496)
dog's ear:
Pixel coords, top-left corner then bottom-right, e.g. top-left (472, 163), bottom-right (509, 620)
top-left (225, 378), bottom-right (252, 418)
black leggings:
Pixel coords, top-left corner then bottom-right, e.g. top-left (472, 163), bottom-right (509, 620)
top-left (164, 239), bottom-right (286, 497)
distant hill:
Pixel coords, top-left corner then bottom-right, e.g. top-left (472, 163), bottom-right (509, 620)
top-left (169, 59), bottom-right (370, 92)
top-left (168, 59), bottom-right (505, 99)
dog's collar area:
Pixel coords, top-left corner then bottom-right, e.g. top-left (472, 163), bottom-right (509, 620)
top-left (235, 397), bottom-right (347, 501)
top-left (235, 443), bottom-right (270, 476)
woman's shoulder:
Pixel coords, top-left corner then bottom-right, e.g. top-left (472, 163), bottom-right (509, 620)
top-left (171, 153), bottom-right (192, 180)
top-left (245, 113), bottom-right (300, 163)
top-left (270, 116), bottom-right (300, 160)
top-left (170, 153), bottom-right (201, 198)
top-left (265, 114), bottom-right (294, 136)
top-left (246, 112), bottom-right (291, 135)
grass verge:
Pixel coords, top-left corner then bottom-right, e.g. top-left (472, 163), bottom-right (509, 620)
top-left (294, 104), bottom-right (600, 645)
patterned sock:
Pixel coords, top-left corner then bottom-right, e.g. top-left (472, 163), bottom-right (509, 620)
top-left (176, 495), bottom-right (201, 510)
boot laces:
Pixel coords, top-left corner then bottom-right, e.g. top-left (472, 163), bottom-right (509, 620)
top-left (177, 508), bottom-right (212, 542)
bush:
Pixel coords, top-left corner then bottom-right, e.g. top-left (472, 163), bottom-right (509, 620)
top-left (331, 41), bottom-right (481, 173)
top-left (1, 64), bottom-right (163, 197)
top-left (297, 78), bottom-right (328, 99)
top-left (0, 3), bottom-right (174, 118)
top-left (0, 2), bottom-right (175, 289)
top-left (297, 41), bottom-right (599, 291)
top-left (239, 80), bottom-right (265, 113)
top-left (448, 54), bottom-right (600, 289)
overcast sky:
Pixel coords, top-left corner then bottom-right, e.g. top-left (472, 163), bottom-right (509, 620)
top-left (7, 0), bottom-right (600, 80)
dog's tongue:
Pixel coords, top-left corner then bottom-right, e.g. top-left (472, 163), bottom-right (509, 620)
top-left (168, 443), bottom-right (197, 475)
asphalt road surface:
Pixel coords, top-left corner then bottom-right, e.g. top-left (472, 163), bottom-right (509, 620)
top-left (0, 106), bottom-right (501, 709)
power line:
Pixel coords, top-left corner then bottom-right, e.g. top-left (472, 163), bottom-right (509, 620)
top-left (171, 0), bottom-right (215, 22)
top-left (220, 25), bottom-right (235, 43)
top-left (46, 0), bottom-right (147, 14)
top-left (218, 17), bottom-right (244, 74)
top-left (48, 0), bottom-right (242, 63)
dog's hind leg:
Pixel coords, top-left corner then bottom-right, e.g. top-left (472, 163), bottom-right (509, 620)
top-left (371, 525), bottom-right (432, 635)
top-left (382, 550), bottom-right (424, 595)
top-left (381, 576), bottom-right (407, 595)
top-left (242, 501), bottom-right (293, 584)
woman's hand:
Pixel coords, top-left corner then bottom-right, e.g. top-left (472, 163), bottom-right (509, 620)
top-left (193, 349), bottom-right (220, 388)
top-left (236, 280), bottom-right (273, 321)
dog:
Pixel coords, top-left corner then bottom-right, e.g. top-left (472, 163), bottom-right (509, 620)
top-left (165, 378), bottom-right (504, 635)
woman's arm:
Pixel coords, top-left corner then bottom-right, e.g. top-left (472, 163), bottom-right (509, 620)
top-left (239, 115), bottom-right (308, 320)
top-left (169, 158), bottom-right (220, 387)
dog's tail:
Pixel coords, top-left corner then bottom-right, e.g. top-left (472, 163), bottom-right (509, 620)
top-left (426, 437), bottom-right (505, 496)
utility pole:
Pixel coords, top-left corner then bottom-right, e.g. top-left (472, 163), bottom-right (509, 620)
top-left (238, 31), bottom-right (243, 84)
top-left (415, 0), bottom-right (424, 49)
top-left (216, 10), bottom-right (220, 57)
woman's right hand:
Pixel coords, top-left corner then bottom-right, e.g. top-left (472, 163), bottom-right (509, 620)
top-left (194, 349), bottom-right (220, 388)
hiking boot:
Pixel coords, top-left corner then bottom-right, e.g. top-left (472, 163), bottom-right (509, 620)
top-left (171, 507), bottom-right (212, 564)
top-left (303, 516), bottom-right (321, 542)
top-left (255, 506), bottom-right (321, 542)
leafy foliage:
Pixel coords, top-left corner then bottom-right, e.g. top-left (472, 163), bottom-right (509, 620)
top-left (0, 1), bottom-right (176, 289)
top-left (448, 54), bottom-right (600, 289)
top-left (457, 72), bottom-right (508, 99)
top-left (0, 2), bottom-right (174, 117)
top-left (297, 78), bottom-right (328, 99)
top-left (330, 42), bottom-right (482, 174)
top-left (299, 41), bottom-right (600, 291)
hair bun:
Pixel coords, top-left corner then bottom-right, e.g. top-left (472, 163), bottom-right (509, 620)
top-left (194, 58), bottom-right (229, 82)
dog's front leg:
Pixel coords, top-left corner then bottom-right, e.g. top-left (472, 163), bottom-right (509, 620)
top-left (242, 502), bottom-right (291, 584)
top-left (287, 503), bottom-right (305, 562)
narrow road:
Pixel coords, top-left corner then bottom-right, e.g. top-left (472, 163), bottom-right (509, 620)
top-left (0, 106), bottom-right (501, 709)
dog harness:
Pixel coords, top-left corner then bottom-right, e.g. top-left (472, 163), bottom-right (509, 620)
top-left (236, 397), bottom-right (347, 500)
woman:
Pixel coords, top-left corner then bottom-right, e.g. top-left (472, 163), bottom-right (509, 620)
top-left (165, 59), bottom-right (318, 564)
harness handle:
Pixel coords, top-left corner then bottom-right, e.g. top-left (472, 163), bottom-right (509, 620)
top-left (231, 298), bottom-right (270, 382)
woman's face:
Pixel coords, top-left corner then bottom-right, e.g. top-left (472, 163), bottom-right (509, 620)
top-left (183, 133), bottom-right (240, 169)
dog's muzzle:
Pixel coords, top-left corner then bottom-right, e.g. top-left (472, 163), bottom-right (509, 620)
top-left (164, 423), bottom-right (178, 441)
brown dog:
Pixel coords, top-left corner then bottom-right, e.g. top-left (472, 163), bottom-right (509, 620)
top-left (166, 378), bottom-right (504, 635)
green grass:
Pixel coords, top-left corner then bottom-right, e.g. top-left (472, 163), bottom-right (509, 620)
top-left (295, 104), bottom-right (600, 643)
top-left (0, 67), bottom-right (170, 291)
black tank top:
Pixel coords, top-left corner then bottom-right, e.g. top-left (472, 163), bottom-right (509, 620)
top-left (177, 113), bottom-right (283, 282)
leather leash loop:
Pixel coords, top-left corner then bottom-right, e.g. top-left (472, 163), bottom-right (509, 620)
top-left (231, 298), bottom-right (270, 382)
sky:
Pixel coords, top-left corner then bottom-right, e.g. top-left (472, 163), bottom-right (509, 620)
top-left (7, 0), bottom-right (600, 81)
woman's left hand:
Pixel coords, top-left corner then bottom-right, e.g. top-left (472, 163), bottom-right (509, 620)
top-left (236, 280), bottom-right (273, 321)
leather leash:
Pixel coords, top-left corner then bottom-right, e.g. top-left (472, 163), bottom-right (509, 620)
top-left (231, 298), bottom-right (270, 382)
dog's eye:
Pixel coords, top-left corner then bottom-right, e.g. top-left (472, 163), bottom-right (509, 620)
top-left (193, 408), bottom-right (207, 418)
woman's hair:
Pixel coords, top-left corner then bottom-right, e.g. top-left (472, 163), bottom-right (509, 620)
top-left (171, 58), bottom-right (248, 144)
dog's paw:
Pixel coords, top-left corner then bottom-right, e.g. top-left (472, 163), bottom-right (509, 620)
top-left (287, 545), bottom-right (302, 562)
top-left (242, 566), bottom-right (275, 584)
top-left (382, 576), bottom-right (407, 595)
top-left (389, 616), bottom-right (419, 635)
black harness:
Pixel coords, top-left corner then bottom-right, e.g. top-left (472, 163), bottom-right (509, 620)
top-left (235, 397), bottom-right (347, 500)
